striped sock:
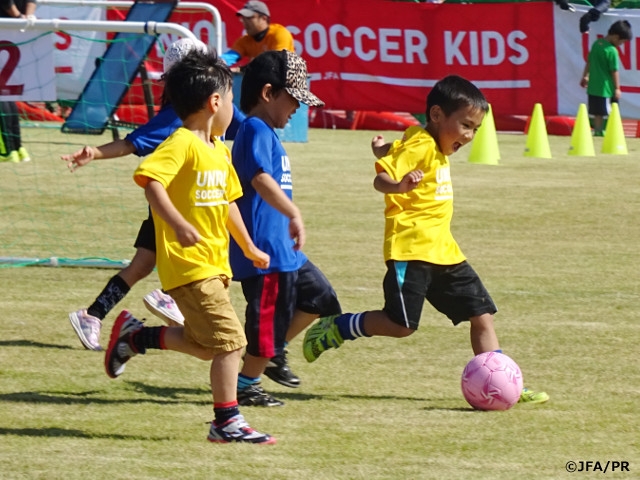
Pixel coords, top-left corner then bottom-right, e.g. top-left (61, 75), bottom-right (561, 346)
top-left (237, 373), bottom-right (260, 391)
top-left (335, 312), bottom-right (371, 340)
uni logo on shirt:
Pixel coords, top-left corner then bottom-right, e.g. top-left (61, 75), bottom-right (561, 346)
top-left (435, 165), bottom-right (452, 200)
top-left (195, 170), bottom-right (228, 204)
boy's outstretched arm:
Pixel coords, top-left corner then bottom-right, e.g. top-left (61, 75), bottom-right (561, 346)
top-left (61, 139), bottom-right (136, 172)
top-left (144, 179), bottom-right (201, 247)
top-left (251, 172), bottom-right (306, 251)
top-left (227, 202), bottom-right (270, 269)
top-left (374, 170), bottom-right (424, 194)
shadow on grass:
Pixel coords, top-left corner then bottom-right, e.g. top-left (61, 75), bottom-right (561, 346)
top-left (0, 383), bottom-right (470, 411)
top-left (0, 426), bottom-right (168, 441)
top-left (0, 339), bottom-right (74, 350)
top-left (0, 387), bottom-right (210, 406)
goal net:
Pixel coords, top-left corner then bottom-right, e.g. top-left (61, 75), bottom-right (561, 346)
top-left (0, 2), bottom-right (220, 268)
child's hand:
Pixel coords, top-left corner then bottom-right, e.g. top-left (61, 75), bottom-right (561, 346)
top-left (61, 146), bottom-right (95, 172)
top-left (174, 222), bottom-right (201, 247)
top-left (246, 245), bottom-right (270, 269)
top-left (289, 215), bottom-right (306, 251)
top-left (398, 169), bottom-right (424, 192)
top-left (371, 135), bottom-right (390, 159)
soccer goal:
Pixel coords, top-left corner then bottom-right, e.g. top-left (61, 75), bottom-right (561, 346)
top-left (0, 4), bottom-right (218, 269)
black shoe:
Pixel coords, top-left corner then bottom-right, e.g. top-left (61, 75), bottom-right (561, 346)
top-left (237, 383), bottom-right (284, 407)
top-left (264, 351), bottom-right (301, 388)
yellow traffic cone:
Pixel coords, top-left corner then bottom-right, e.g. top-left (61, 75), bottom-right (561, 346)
top-left (524, 103), bottom-right (552, 158)
top-left (468, 104), bottom-right (500, 165)
top-left (568, 103), bottom-right (595, 156)
top-left (602, 102), bottom-right (627, 155)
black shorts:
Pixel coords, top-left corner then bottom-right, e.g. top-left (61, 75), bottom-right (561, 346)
top-left (133, 207), bottom-right (155, 252)
top-left (382, 260), bottom-right (497, 329)
top-left (240, 260), bottom-right (341, 357)
top-left (588, 95), bottom-right (617, 117)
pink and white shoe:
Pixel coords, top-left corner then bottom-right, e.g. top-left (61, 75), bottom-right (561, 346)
top-left (143, 289), bottom-right (184, 326)
top-left (68, 309), bottom-right (102, 351)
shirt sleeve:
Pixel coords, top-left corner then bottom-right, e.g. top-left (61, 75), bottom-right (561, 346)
top-left (125, 105), bottom-right (182, 157)
top-left (133, 131), bottom-right (186, 188)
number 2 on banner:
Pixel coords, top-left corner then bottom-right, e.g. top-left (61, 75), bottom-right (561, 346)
top-left (0, 41), bottom-right (25, 96)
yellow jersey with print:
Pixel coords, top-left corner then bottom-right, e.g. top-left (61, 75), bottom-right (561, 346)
top-left (374, 125), bottom-right (465, 266)
top-left (134, 128), bottom-right (242, 290)
top-left (231, 24), bottom-right (294, 61)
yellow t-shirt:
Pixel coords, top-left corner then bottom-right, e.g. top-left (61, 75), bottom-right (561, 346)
top-left (231, 23), bottom-right (294, 61)
top-left (133, 128), bottom-right (242, 290)
top-left (374, 125), bottom-right (465, 265)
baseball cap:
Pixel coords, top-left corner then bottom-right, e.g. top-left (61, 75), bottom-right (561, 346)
top-left (244, 50), bottom-right (324, 107)
top-left (236, 0), bottom-right (270, 18)
top-left (163, 38), bottom-right (208, 73)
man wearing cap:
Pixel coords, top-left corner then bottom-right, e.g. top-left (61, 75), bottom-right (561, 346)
top-left (221, 1), bottom-right (294, 69)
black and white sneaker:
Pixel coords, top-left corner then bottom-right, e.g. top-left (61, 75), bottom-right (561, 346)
top-left (264, 350), bottom-right (301, 388)
top-left (104, 310), bottom-right (144, 379)
top-left (207, 414), bottom-right (276, 444)
top-left (237, 383), bottom-right (284, 407)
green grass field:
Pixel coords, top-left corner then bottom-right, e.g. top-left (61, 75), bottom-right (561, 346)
top-left (1, 128), bottom-right (639, 479)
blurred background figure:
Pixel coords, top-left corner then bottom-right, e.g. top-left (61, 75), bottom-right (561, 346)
top-left (0, 0), bottom-right (36, 162)
top-left (221, 1), bottom-right (294, 70)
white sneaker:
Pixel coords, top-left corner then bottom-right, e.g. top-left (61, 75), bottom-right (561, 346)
top-left (69, 309), bottom-right (102, 351)
top-left (143, 289), bottom-right (184, 326)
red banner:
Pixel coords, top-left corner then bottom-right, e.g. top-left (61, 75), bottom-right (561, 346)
top-left (208, 0), bottom-right (558, 115)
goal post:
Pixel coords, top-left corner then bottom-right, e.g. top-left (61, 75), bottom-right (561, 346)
top-left (0, 14), bottom-right (200, 268)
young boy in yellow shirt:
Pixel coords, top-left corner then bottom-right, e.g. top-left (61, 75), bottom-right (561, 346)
top-left (304, 75), bottom-right (548, 405)
top-left (105, 49), bottom-right (276, 444)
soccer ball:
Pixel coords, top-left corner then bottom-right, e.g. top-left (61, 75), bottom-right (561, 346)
top-left (461, 351), bottom-right (523, 411)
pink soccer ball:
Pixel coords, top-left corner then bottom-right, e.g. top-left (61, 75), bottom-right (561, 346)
top-left (461, 352), bottom-right (523, 411)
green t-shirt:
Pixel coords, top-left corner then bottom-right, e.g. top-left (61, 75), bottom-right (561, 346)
top-left (587, 38), bottom-right (619, 98)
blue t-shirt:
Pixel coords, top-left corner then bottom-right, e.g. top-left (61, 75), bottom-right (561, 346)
top-left (230, 116), bottom-right (307, 280)
top-left (125, 104), bottom-right (245, 156)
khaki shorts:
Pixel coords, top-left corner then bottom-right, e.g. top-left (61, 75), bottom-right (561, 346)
top-left (168, 276), bottom-right (247, 355)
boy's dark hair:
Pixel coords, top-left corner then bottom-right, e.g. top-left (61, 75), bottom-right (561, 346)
top-left (240, 49), bottom-right (324, 113)
top-left (163, 49), bottom-right (232, 120)
top-left (608, 20), bottom-right (632, 40)
top-left (425, 75), bottom-right (489, 122)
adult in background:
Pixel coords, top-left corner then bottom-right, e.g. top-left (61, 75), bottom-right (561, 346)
top-left (221, 1), bottom-right (294, 69)
top-left (0, 0), bottom-right (35, 163)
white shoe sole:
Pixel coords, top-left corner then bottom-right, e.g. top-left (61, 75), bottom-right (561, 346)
top-left (142, 296), bottom-right (184, 326)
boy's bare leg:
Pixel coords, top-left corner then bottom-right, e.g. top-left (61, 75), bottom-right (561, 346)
top-left (285, 310), bottom-right (317, 342)
top-left (362, 310), bottom-right (414, 338)
top-left (117, 247), bottom-right (156, 286)
top-left (211, 349), bottom-right (243, 404)
top-left (469, 313), bottom-right (500, 354)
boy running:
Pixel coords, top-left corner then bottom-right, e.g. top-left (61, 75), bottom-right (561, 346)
top-left (105, 49), bottom-right (275, 443)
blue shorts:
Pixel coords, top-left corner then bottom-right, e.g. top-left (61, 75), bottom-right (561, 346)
top-left (240, 260), bottom-right (341, 358)
top-left (382, 260), bottom-right (497, 329)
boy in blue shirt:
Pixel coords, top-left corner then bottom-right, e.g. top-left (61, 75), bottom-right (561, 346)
top-left (230, 50), bottom-right (341, 406)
